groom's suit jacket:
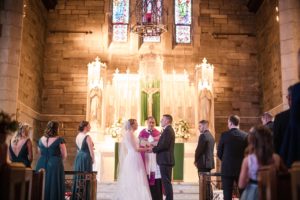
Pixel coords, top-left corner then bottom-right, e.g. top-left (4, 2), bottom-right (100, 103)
top-left (153, 125), bottom-right (175, 167)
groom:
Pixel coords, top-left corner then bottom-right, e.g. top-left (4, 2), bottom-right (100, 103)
top-left (152, 114), bottom-right (175, 200)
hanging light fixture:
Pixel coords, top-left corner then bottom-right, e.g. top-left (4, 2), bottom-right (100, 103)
top-left (131, 0), bottom-right (168, 37)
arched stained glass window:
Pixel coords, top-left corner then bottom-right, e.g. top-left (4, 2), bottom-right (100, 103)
top-left (174, 0), bottom-right (192, 44)
top-left (112, 0), bottom-right (130, 42)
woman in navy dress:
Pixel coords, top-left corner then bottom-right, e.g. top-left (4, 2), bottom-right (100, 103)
top-left (9, 123), bottom-right (33, 167)
top-left (72, 121), bottom-right (94, 200)
top-left (36, 121), bottom-right (67, 200)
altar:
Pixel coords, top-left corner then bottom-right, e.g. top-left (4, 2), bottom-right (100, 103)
top-left (85, 56), bottom-right (215, 183)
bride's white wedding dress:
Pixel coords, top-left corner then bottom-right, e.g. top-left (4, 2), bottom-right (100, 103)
top-left (114, 130), bottom-right (152, 200)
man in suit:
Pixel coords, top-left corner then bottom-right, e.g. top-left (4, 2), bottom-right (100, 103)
top-left (152, 114), bottom-right (175, 200)
top-left (273, 85), bottom-right (292, 154)
top-left (261, 112), bottom-right (274, 133)
top-left (194, 120), bottom-right (215, 200)
top-left (217, 115), bottom-right (248, 200)
top-left (194, 120), bottom-right (215, 172)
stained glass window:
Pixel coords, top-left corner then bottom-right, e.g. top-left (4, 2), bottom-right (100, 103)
top-left (113, 25), bottom-right (128, 42)
top-left (175, 26), bottom-right (190, 43)
top-left (112, 0), bottom-right (130, 42)
top-left (174, 0), bottom-right (192, 44)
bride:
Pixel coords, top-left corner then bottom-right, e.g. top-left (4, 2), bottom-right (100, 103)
top-left (114, 119), bottom-right (152, 200)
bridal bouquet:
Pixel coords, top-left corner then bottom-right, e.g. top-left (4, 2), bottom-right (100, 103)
top-left (174, 119), bottom-right (190, 139)
top-left (0, 111), bottom-right (18, 135)
top-left (108, 118), bottom-right (123, 138)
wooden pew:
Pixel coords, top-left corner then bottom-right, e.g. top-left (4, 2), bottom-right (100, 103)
top-left (0, 162), bottom-right (33, 200)
top-left (31, 169), bottom-right (45, 200)
top-left (258, 165), bottom-right (292, 200)
top-left (290, 162), bottom-right (300, 200)
top-left (258, 165), bottom-right (277, 200)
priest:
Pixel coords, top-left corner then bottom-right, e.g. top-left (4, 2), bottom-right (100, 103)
top-left (139, 116), bottom-right (163, 200)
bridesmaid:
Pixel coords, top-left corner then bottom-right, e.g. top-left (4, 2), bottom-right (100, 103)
top-left (9, 123), bottom-right (33, 167)
top-left (72, 121), bottom-right (94, 200)
top-left (36, 121), bottom-right (67, 200)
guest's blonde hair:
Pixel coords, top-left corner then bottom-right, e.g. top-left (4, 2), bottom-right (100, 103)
top-left (12, 123), bottom-right (30, 145)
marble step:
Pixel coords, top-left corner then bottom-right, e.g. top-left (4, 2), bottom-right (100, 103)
top-left (97, 182), bottom-right (200, 200)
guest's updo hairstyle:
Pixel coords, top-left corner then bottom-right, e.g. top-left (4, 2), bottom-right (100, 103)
top-left (78, 121), bottom-right (89, 132)
top-left (124, 119), bottom-right (137, 131)
top-left (44, 121), bottom-right (59, 138)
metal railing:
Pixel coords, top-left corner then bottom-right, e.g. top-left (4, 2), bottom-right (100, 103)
top-left (64, 171), bottom-right (97, 200)
top-left (199, 172), bottom-right (239, 200)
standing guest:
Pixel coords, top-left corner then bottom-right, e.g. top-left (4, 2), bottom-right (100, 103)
top-left (72, 121), bottom-right (94, 200)
top-left (261, 112), bottom-right (274, 133)
top-left (139, 116), bottom-right (162, 200)
top-left (9, 123), bottom-right (33, 167)
top-left (217, 115), bottom-right (248, 200)
top-left (280, 82), bottom-right (300, 167)
top-left (239, 126), bottom-right (287, 200)
top-left (194, 120), bottom-right (215, 173)
top-left (273, 85), bottom-right (293, 154)
top-left (152, 114), bottom-right (175, 200)
top-left (194, 120), bottom-right (215, 200)
top-left (36, 121), bottom-right (67, 200)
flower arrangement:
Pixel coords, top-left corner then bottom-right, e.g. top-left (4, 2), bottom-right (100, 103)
top-left (108, 118), bottom-right (123, 138)
top-left (0, 111), bottom-right (18, 135)
top-left (174, 119), bottom-right (190, 139)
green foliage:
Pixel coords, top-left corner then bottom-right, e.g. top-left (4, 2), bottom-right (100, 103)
top-left (174, 119), bottom-right (190, 139)
top-left (0, 111), bottom-right (18, 135)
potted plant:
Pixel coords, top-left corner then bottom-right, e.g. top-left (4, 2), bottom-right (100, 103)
top-left (108, 118), bottom-right (123, 139)
top-left (174, 119), bottom-right (190, 140)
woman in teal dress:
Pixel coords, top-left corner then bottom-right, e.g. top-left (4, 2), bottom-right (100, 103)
top-left (72, 121), bottom-right (94, 200)
top-left (36, 121), bottom-right (67, 200)
top-left (9, 123), bottom-right (33, 167)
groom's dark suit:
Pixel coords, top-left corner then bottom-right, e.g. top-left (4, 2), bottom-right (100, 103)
top-left (153, 125), bottom-right (175, 200)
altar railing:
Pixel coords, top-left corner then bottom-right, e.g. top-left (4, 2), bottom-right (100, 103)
top-left (64, 171), bottom-right (97, 200)
top-left (198, 172), bottom-right (239, 200)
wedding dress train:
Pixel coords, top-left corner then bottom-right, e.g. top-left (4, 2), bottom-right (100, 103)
top-left (114, 130), bottom-right (152, 200)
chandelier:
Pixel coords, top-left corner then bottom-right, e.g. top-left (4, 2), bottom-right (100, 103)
top-left (131, 0), bottom-right (168, 37)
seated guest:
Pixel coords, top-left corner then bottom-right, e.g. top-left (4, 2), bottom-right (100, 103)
top-left (36, 121), bottom-right (67, 200)
top-left (261, 112), bottom-right (274, 133)
top-left (9, 123), bottom-right (33, 167)
top-left (72, 121), bottom-right (94, 200)
top-left (238, 126), bottom-right (286, 200)
top-left (273, 85), bottom-right (293, 154)
top-left (280, 82), bottom-right (300, 167)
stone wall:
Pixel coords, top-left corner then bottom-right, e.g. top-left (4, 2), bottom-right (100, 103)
top-left (0, 0), bottom-right (24, 114)
top-left (17, 0), bottom-right (47, 136)
top-left (256, 0), bottom-right (282, 113)
top-left (42, 0), bottom-right (106, 169)
top-left (279, 0), bottom-right (300, 109)
top-left (199, 0), bottom-right (260, 138)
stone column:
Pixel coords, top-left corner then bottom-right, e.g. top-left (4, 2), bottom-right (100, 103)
top-left (279, 0), bottom-right (300, 109)
top-left (0, 0), bottom-right (24, 115)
